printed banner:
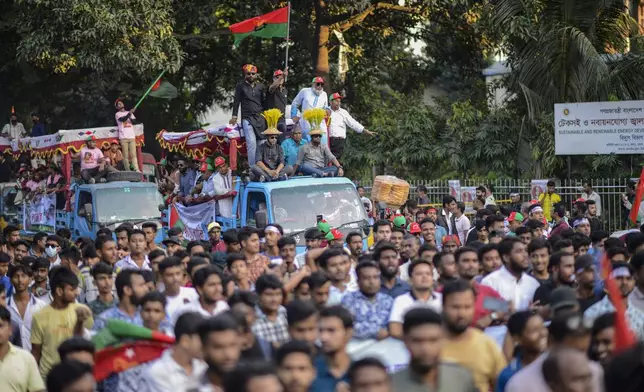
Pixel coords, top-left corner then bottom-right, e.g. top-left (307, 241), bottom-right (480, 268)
top-left (24, 194), bottom-right (56, 232)
top-left (448, 180), bottom-right (461, 201)
top-left (554, 100), bottom-right (644, 155)
top-left (171, 202), bottom-right (216, 241)
top-left (460, 186), bottom-right (477, 213)
top-left (530, 180), bottom-right (548, 200)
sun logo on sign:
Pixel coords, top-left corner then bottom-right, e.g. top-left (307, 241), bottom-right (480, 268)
top-left (563, 108), bottom-right (570, 116)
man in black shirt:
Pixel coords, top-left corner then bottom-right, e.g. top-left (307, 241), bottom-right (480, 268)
top-left (533, 251), bottom-right (575, 310)
top-left (0, 154), bottom-right (10, 182)
top-left (230, 64), bottom-right (266, 167)
top-left (266, 69), bottom-right (288, 135)
top-left (251, 126), bottom-right (293, 182)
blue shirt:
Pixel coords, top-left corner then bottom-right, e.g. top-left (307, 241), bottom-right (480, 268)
top-left (179, 168), bottom-right (197, 197)
top-left (31, 123), bottom-right (46, 137)
top-left (1, 275), bottom-right (12, 296)
top-left (93, 305), bottom-right (173, 333)
top-left (310, 355), bottom-right (350, 392)
top-left (281, 138), bottom-right (307, 166)
top-left (341, 291), bottom-right (393, 339)
top-left (496, 356), bottom-right (523, 392)
top-left (379, 277), bottom-right (410, 298)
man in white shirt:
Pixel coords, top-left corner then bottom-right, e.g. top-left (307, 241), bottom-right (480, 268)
top-left (291, 76), bottom-right (329, 144)
top-left (481, 237), bottom-right (540, 311)
top-left (582, 181), bottom-right (602, 217)
top-left (159, 256), bottom-right (198, 316)
top-left (389, 259), bottom-right (442, 339)
top-left (326, 92), bottom-right (375, 160)
top-left (115, 98), bottom-right (139, 171)
top-left (453, 201), bottom-right (471, 246)
top-left (79, 136), bottom-right (113, 184)
top-left (1, 112), bottom-right (26, 142)
top-left (142, 312), bottom-right (208, 392)
top-left (115, 230), bottom-right (152, 271)
top-left (171, 265), bottom-right (229, 325)
top-left (6, 263), bottom-right (47, 350)
top-left (212, 156), bottom-right (236, 218)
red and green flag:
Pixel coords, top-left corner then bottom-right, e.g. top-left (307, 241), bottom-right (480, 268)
top-left (148, 78), bottom-right (178, 99)
top-left (630, 166), bottom-right (644, 225)
top-left (92, 319), bottom-right (175, 382)
top-left (229, 6), bottom-right (289, 47)
top-left (169, 203), bottom-right (185, 231)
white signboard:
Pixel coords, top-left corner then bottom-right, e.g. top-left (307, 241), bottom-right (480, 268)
top-left (555, 100), bottom-right (644, 155)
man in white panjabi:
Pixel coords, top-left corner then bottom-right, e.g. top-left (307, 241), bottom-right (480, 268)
top-left (212, 156), bottom-right (236, 218)
top-left (290, 76), bottom-right (329, 145)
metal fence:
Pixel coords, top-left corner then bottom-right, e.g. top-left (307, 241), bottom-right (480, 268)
top-left (356, 178), bottom-right (634, 233)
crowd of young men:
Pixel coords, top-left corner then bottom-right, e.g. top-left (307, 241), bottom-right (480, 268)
top-left (1, 184), bottom-right (644, 392)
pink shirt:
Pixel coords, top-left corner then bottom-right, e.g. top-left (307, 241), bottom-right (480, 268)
top-left (80, 147), bottom-right (103, 170)
top-left (116, 111), bottom-right (136, 139)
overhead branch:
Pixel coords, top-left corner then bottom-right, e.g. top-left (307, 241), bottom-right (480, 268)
top-left (331, 2), bottom-right (418, 33)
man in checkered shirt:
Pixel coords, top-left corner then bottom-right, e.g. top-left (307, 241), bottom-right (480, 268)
top-left (251, 274), bottom-right (290, 344)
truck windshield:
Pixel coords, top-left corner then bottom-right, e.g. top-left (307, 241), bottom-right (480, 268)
top-left (271, 183), bottom-right (368, 234)
top-left (95, 186), bottom-right (163, 224)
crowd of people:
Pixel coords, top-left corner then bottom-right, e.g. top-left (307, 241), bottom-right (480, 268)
top-left (0, 179), bottom-right (644, 392)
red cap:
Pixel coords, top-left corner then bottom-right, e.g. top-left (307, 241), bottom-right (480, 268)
top-left (330, 228), bottom-right (343, 240)
top-left (86, 135), bottom-right (97, 141)
top-left (312, 76), bottom-right (324, 84)
top-left (574, 197), bottom-right (586, 203)
top-left (508, 212), bottom-right (523, 222)
top-left (199, 162), bottom-right (208, 172)
top-left (426, 207), bottom-right (437, 213)
top-left (110, 139), bottom-right (119, 145)
top-left (330, 92), bottom-right (342, 101)
top-left (529, 199), bottom-right (539, 205)
top-left (214, 156), bottom-right (226, 168)
top-left (114, 98), bottom-right (123, 108)
top-left (408, 222), bottom-right (421, 234)
top-left (273, 69), bottom-right (284, 77)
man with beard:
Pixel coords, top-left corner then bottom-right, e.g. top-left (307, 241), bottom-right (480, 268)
top-left (142, 312), bottom-right (207, 392)
top-left (585, 263), bottom-right (644, 340)
top-left (294, 228), bottom-right (323, 268)
top-left (251, 124), bottom-right (293, 182)
top-left (276, 340), bottom-right (317, 392)
top-left (372, 242), bottom-right (408, 299)
top-left (176, 158), bottom-right (197, 200)
top-left (2, 111), bottom-right (26, 141)
top-left (345, 232), bottom-right (363, 266)
top-left (6, 263), bottom-right (47, 350)
top-left (293, 124), bottom-right (343, 177)
top-left (528, 238), bottom-right (552, 285)
top-left (440, 280), bottom-right (507, 392)
top-left (453, 247), bottom-right (506, 329)
top-left (171, 266), bottom-right (229, 324)
top-left (29, 258), bottom-right (51, 303)
top-left (389, 260), bottom-right (441, 339)
top-left (95, 235), bottom-right (118, 267)
top-left (318, 248), bottom-right (354, 305)
top-left (532, 252), bottom-right (575, 308)
top-left (390, 228), bottom-right (405, 253)
top-left (231, 64), bottom-right (267, 167)
top-left (424, 211), bottom-right (447, 248)
top-left (481, 237), bottom-right (540, 311)
top-left (291, 77), bottom-right (329, 144)
top-left (310, 305), bottom-right (353, 392)
top-left (400, 235), bottom-right (421, 282)
top-left (342, 261), bottom-right (393, 340)
top-left (392, 307), bottom-right (477, 391)
top-left (198, 312), bottom-right (243, 391)
top-left (92, 269), bottom-right (150, 331)
top-left (574, 255), bottom-right (599, 312)
top-left (585, 200), bottom-right (603, 233)
top-left (433, 251), bottom-right (458, 289)
top-left (474, 243), bottom-right (502, 283)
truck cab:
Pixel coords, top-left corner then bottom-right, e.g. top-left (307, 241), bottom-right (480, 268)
top-left (216, 177), bottom-right (370, 252)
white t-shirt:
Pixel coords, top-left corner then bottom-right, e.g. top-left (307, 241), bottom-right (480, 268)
top-left (163, 286), bottom-right (199, 317)
top-left (480, 266), bottom-right (540, 311)
top-left (170, 299), bottom-right (229, 325)
top-left (389, 291), bottom-right (442, 324)
top-left (80, 147), bottom-right (103, 170)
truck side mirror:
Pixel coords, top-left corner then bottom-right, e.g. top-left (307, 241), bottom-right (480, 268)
top-left (255, 210), bottom-right (268, 229)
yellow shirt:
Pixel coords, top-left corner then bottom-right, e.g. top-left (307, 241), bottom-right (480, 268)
top-left (0, 342), bottom-right (45, 392)
top-left (538, 192), bottom-right (561, 222)
top-left (441, 328), bottom-right (507, 392)
top-left (30, 303), bottom-right (94, 378)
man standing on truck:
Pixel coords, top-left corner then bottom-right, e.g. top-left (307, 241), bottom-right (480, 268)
top-left (266, 68), bottom-right (288, 134)
top-left (291, 77), bottom-right (329, 144)
top-left (230, 64), bottom-right (266, 167)
top-left (115, 98), bottom-right (139, 172)
top-left (213, 157), bottom-right (237, 219)
top-left (327, 93), bottom-right (375, 160)
top-left (79, 136), bottom-right (113, 184)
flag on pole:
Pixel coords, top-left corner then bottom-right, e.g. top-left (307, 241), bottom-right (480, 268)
top-left (600, 255), bottom-right (636, 352)
top-left (629, 166), bottom-right (644, 225)
top-left (148, 78), bottom-right (178, 99)
top-left (229, 6), bottom-right (289, 47)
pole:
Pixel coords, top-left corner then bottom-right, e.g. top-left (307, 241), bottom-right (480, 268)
top-left (284, 3), bottom-right (291, 81)
top-left (133, 70), bottom-right (166, 110)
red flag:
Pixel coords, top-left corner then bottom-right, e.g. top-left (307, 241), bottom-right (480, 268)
top-left (94, 340), bottom-right (172, 381)
top-left (629, 166), bottom-right (644, 225)
top-left (601, 255), bottom-right (636, 352)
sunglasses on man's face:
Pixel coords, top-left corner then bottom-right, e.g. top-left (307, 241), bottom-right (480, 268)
top-left (268, 136), bottom-right (278, 140)
top-left (247, 72), bottom-right (256, 76)
top-left (311, 135), bottom-right (322, 139)
top-left (315, 83), bottom-right (324, 87)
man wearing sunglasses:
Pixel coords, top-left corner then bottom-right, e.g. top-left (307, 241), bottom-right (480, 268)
top-left (267, 68), bottom-right (288, 135)
top-left (251, 127), bottom-right (293, 182)
top-left (293, 127), bottom-right (343, 178)
top-left (291, 76), bottom-right (329, 144)
top-left (230, 64), bottom-right (267, 167)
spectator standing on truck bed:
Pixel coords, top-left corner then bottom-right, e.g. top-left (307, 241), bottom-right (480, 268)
top-left (115, 98), bottom-right (139, 172)
top-left (79, 136), bottom-right (113, 184)
top-left (265, 68), bottom-right (288, 135)
top-left (230, 64), bottom-right (266, 168)
top-left (291, 77), bottom-right (329, 144)
top-left (327, 92), bottom-right (375, 161)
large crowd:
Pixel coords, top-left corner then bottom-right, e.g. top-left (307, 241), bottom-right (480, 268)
top-left (1, 178), bottom-right (644, 392)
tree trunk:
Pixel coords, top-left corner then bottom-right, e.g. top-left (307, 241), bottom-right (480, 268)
top-left (316, 24), bottom-right (330, 87)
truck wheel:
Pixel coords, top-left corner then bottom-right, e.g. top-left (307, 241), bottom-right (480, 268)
top-left (107, 171), bottom-right (143, 183)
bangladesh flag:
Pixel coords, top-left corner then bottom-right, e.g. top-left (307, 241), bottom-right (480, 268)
top-left (92, 319), bottom-right (175, 382)
top-left (148, 78), bottom-right (178, 99)
top-left (169, 203), bottom-right (184, 232)
top-left (229, 6), bottom-right (289, 47)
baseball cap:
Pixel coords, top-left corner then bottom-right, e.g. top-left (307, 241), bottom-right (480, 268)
top-left (214, 156), bottom-right (226, 168)
top-left (325, 228), bottom-right (343, 241)
top-left (549, 287), bottom-right (579, 312)
top-left (392, 215), bottom-right (406, 229)
top-left (312, 76), bottom-right (324, 84)
top-left (330, 92), bottom-right (342, 101)
top-left (162, 236), bottom-right (181, 246)
top-left (207, 222), bottom-right (221, 233)
top-left (407, 222), bottom-right (421, 234)
top-left (273, 69), bottom-right (284, 77)
top-left (508, 212), bottom-right (524, 222)
top-left (86, 135), bottom-right (97, 141)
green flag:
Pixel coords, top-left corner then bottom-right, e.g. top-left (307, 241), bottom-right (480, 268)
top-left (148, 78), bottom-right (178, 99)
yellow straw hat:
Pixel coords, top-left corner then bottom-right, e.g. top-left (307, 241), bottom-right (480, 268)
top-left (261, 109), bottom-right (283, 135)
top-left (303, 108), bottom-right (326, 136)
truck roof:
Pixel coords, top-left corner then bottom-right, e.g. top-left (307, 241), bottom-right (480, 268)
top-left (77, 181), bottom-right (160, 191)
top-left (247, 176), bottom-right (356, 191)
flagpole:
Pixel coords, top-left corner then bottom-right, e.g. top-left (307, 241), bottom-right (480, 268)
top-left (284, 3), bottom-right (291, 81)
top-left (134, 70), bottom-right (166, 110)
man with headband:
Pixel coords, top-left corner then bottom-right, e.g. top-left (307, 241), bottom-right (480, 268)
top-left (572, 217), bottom-right (592, 237)
top-left (509, 191), bottom-right (522, 212)
top-left (290, 76), bottom-right (329, 144)
top-left (230, 64), bottom-right (267, 167)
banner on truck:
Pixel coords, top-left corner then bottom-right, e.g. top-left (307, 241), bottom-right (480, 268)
top-left (24, 194), bottom-right (56, 232)
top-left (170, 202), bottom-right (216, 241)
top-left (554, 100), bottom-right (644, 155)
